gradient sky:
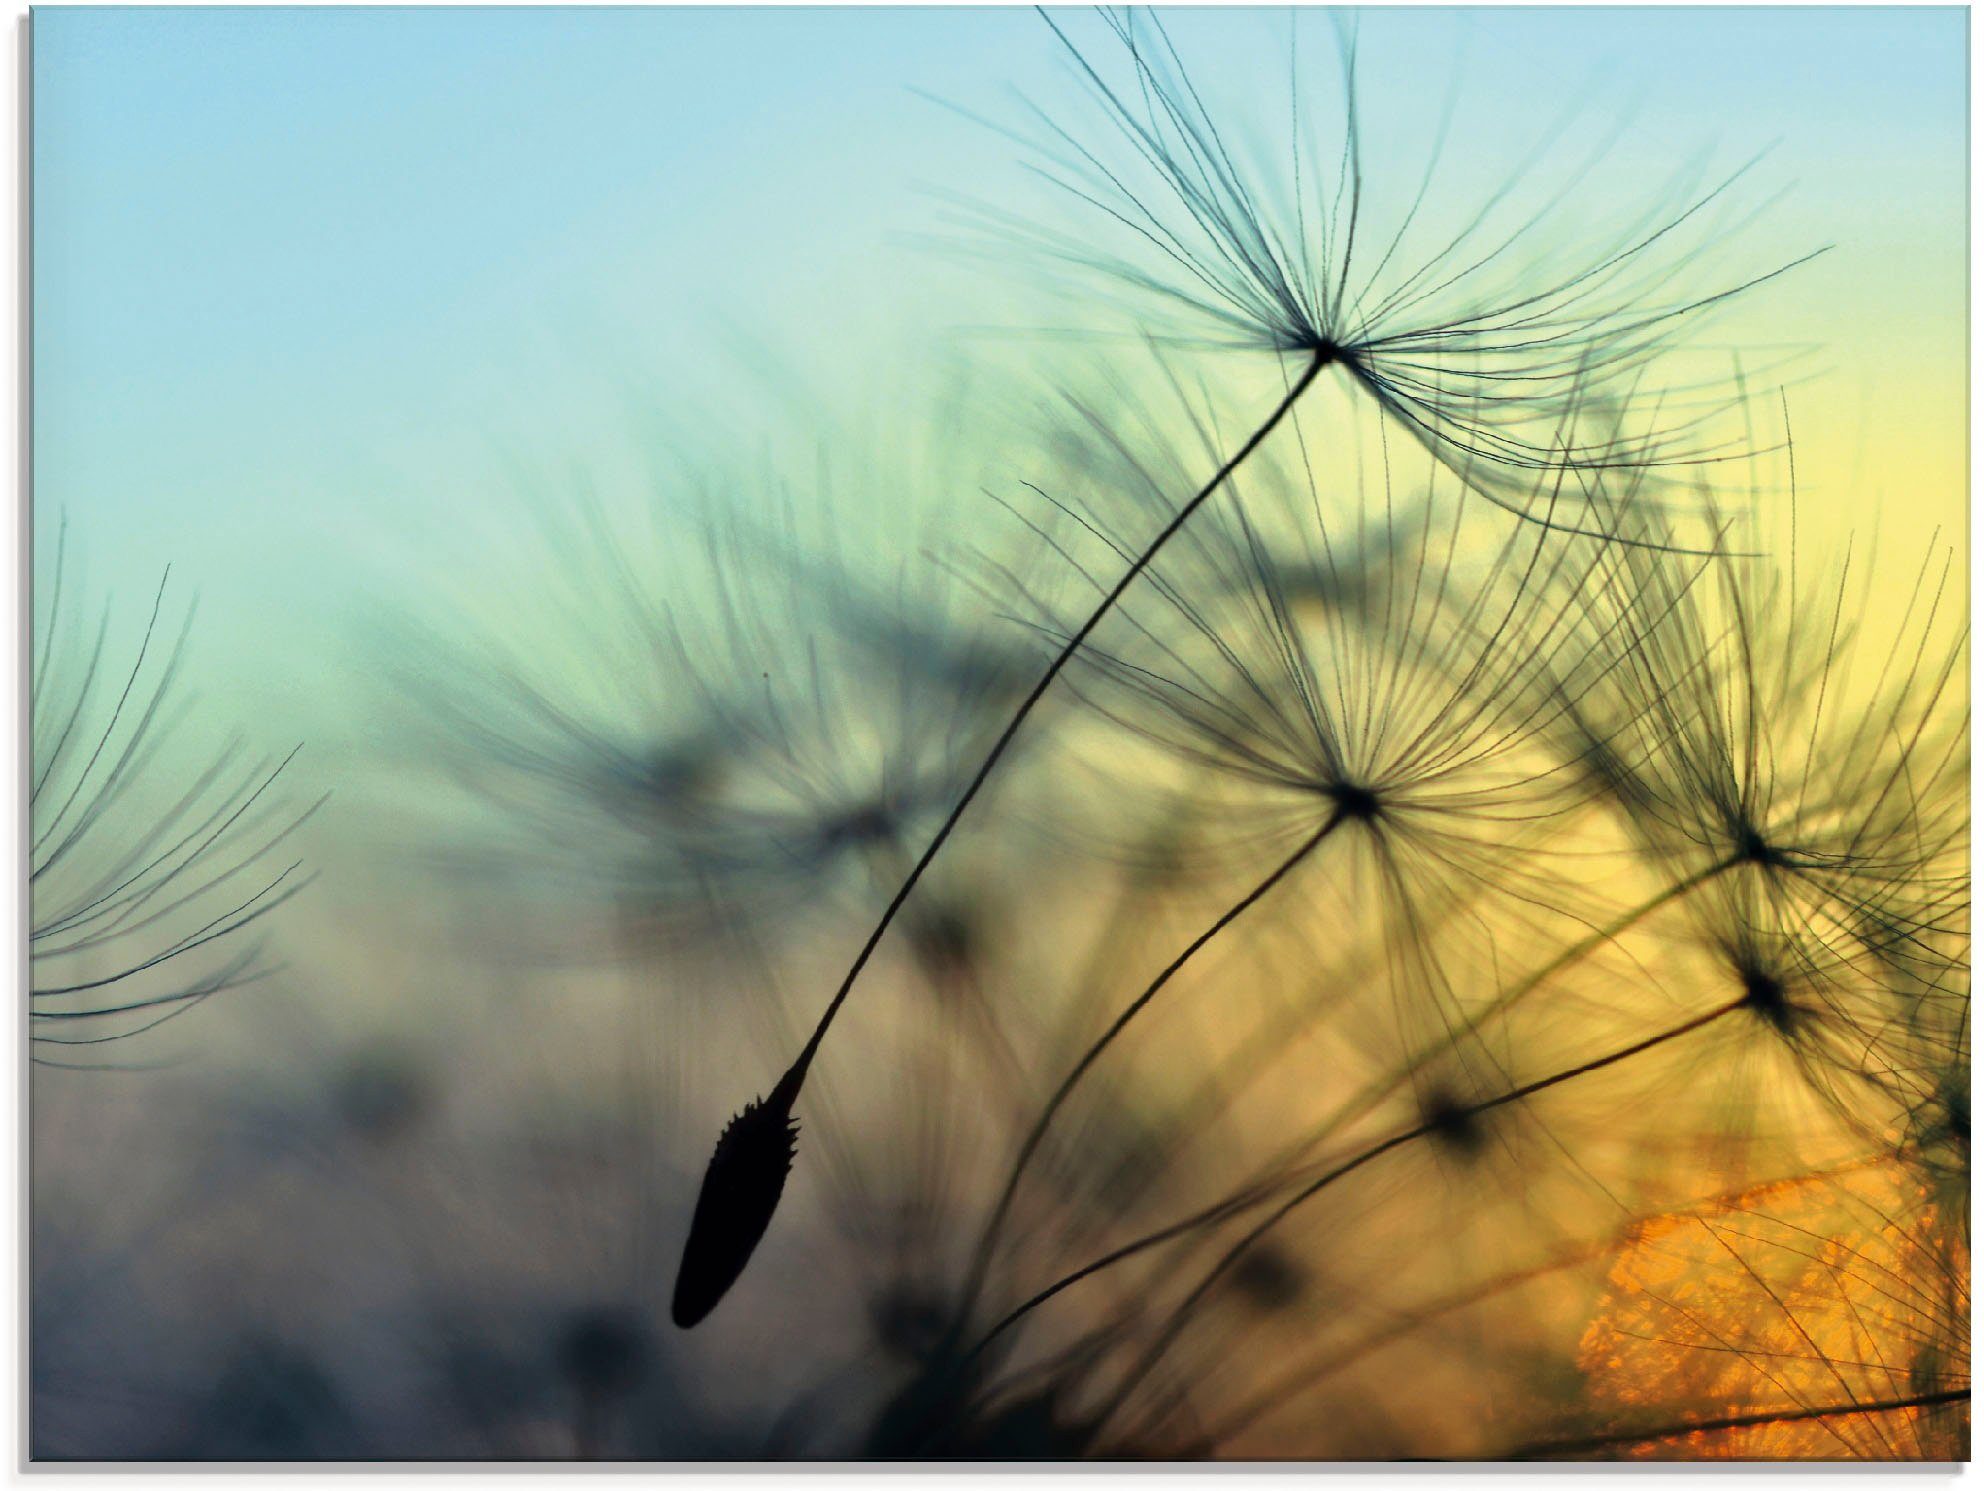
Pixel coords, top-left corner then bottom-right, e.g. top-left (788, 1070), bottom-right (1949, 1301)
top-left (28, 16), bottom-right (1970, 1459)
top-left (33, 5), bottom-right (1969, 754)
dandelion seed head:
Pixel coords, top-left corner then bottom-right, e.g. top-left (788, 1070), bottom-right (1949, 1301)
top-left (1324, 780), bottom-right (1383, 825)
top-left (1547, 471), bottom-right (1968, 965)
top-left (1733, 823), bottom-right (1785, 869)
top-left (1035, 396), bottom-right (1638, 893)
top-left (413, 416), bottom-right (1049, 966)
top-left (1421, 1086), bottom-right (1489, 1158)
top-left (970, 8), bottom-right (1820, 515)
top-left (1737, 966), bottom-right (1795, 1037)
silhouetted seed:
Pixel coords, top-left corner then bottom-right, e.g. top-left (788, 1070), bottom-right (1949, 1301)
top-left (671, 1068), bottom-right (802, 1328)
top-left (1739, 968), bottom-right (1795, 1035)
top-left (558, 1306), bottom-right (653, 1400)
top-left (1422, 1089), bottom-right (1487, 1158)
top-left (1947, 1089), bottom-right (1969, 1155)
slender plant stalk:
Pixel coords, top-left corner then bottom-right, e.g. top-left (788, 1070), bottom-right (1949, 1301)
top-left (1278, 852), bottom-right (1744, 1165)
top-left (1505, 1389), bottom-right (1971, 1460)
top-left (1186, 1238), bottom-right (1623, 1452)
top-left (953, 807), bottom-right (1347, 1327)
top-left (960, 1171), bottom-right (1275, 1377)
top-left (960, 853), bottom-right (1745, 1359)
top-left (779, 348), bottom-right (1333, 1092)
top-left (1091, 995), bottom-right (1752, 1430)
top-left (1181, 1148), bottom-right (1905, 1452)
top-left (672, 349), bottom-right (1332, 1330)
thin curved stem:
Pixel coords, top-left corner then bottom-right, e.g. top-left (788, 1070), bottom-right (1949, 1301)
top-left (1182, 1148), bottom-right (1907, 1453)
top-left (1278, 851), bottom-right (1742, 1162)
top-left (961, 854), bottom-right (1741, 1361)
top-left (1505, 1388), bottom-right (1970, 1460)
top-left (1094, 995), bottom-right (1749, 1431)
top-left (1105, 852), bottom-right (1740, 1224)
top-left (952, 807), bottom-right (1347, 1330)
top-left (783, 347), bottom-right (1333, 1089)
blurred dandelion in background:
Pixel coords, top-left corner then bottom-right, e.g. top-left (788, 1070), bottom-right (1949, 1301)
top-left (29, 520), bottom-right (324, 1059)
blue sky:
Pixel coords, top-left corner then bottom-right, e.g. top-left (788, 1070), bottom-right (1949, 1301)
top-left (32, 6), bottom-right (1969, 746)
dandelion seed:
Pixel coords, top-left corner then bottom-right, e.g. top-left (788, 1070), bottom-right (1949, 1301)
top-left (671, 1070), bottom-right (803, 1328)
top-left (1550, 471), bottom-right (1968, 950)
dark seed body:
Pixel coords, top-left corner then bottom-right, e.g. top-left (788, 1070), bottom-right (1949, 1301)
top-left (671, 1078), bottom-right (801, 1328)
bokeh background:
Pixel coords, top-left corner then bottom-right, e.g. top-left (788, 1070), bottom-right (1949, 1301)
top-left (30, 4), bottom-right (1968, 1460)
